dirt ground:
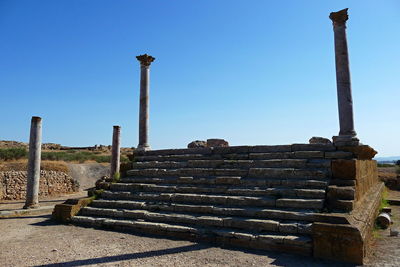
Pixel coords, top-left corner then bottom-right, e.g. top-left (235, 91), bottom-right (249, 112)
top-left (364, 190), bottom-right (400, 266)
top-left (0, 214), bottom-right (349, 267)
top-left (1, 176), bottom-right (399, 266)
top-left (1, 203), bottom-right (399, 267)
top-left (67, 163), bottom-right (109, 190)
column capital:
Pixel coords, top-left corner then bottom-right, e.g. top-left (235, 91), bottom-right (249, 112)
top-left (329, 8), bottom-right (349, 25)
top-left (136, 54), bottom-right (155, 67)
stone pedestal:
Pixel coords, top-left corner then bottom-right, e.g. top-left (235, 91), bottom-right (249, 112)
top-left (24, 116), bottom-right (42, 209)
top-left (329, 9), bottom-right (359, 146)
top-left (136, 54), bottom-right (155, 152)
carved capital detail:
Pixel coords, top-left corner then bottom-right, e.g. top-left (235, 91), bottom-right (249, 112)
top-left (136, 54), bottom-right (155, 67)
top-left (329, 8), bottom-right (349, 24)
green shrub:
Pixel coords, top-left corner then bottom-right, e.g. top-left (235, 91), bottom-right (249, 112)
top-left (94, 155), bottom-right (111, 163)
top-left (41, 151), bottom-right (111, 163)
top-left (120, 155), bottom-right (129, 163)
top-left (113, 172), bottom-right (121, 183)
top-left (0, 148), bottom-right (28, 161)
top-left (377, 163), bottom-right (395, 167)
top-left (396, 166), bottom-right (400, 175)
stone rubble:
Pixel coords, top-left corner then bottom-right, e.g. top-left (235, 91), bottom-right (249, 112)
top-left (0, 170), bottom-right (79, 200)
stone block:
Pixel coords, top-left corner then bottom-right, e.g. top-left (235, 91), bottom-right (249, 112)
top-left (309, 137), bottom-right (332, 144)
top-left (327, 199), bottom-right (354, 212)
top-left (249, 145), bottom-right (292, 153)
top-left (215, 176), bottom-right (241, 185)
top-left (276, 198), bottom-right (324, 209)
top-left (291, 144), bottom-right (336, 152)
top-left (52, 197), bottom-right (94, 223)
top-left (187, 140), bottom-right (207, 149)
top-left (249, 152), bottom-right (290, 159)
top-left (313, 223), bottom-right (364, 264)
top-left (197, 216), bottom-right (224, 227)
top-left (337, 145), bottom-right (377, 160)
top-left (327, 185), bottom-right (355, 200)
top-left (279, 223), bottom-right (298, 233)
top-left (298, 223), bottom-right (312, 234)
top-left (207, 139), bottom-right (229, 148)
top-left (325, 151), bottom-right (353, 159)
top-left (293, 151), bottom-right (324, 158)
top-left (331, 159), bottom-right (357, 179)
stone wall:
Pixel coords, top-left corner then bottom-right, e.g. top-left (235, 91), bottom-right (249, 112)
top-left (0, 170), bottom-right (79, 200)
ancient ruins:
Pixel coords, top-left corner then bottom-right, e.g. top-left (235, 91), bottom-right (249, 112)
top-left (54, 9), bottom-right (383, 264)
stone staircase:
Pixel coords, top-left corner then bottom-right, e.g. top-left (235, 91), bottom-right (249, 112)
top-left (72, 144), bottom-right (353, 256)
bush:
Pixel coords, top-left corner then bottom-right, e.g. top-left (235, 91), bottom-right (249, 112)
top-left (378, 163), bottom-right (395, 168)
top-left (0, 148), bottom-right (28, 161)
top-left (94, 155), bottom-right (111, 163)
top-left (41, 151), bottom-right (112, 163)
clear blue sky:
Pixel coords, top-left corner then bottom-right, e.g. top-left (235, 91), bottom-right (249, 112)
top-left (0, 1), bottom-right (399, 156)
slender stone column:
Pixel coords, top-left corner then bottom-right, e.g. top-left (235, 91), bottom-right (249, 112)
top-left (110, 125), bottom-right (121, 178)
top-left (24, 116), bottom-right (42, 209)
top-left (136, 54), bottom-right (155, 151)
top-left (330, 8), bottom-right (359, 146)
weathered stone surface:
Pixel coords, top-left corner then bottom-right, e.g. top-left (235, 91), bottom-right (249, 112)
top-left (309, 137), bottom-right (332, 144)
top-left (52, 197), bottom-right (94, 223)
top-left (327, 185), bottom-right (355, 200)
top-left (70, 140), bottom-right (382, 264)
top-left (279, 223), bottom-right (298, 233)
top-left (187, 140), bottom-right (207, 148)
top-left (215, 176), bottom-right (241, 185)
top-left (276, 198), bottom-right (324, 209)
top-left (324, 151), bottom-right (353, 159)
top-left (291, 144), bottom-right (335, 152)
top-left (213, 146), bottom-right (248, 154)
top-left (293, 151), bottom-right (324, 158)
top-left (207, 139), bottom-right (229, 147)
top-left (332, 159), bottom-right (357, 179)
top-left (313, 222), bottom-right (363, 264)
top-left (249, 145), bottom-right (292, 153)
top-left (337, 145), bottom-right (377, 160)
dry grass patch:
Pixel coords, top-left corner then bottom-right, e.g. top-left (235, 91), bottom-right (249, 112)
top-left (0, 160), bottom-right (68, 172)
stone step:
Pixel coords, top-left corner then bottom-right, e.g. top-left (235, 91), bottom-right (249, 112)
top-left (132, 159), bottom-right (331, 169)
top-left (134, 149), bottom-right (351, 162)
top-left (100, 191), bottom-right (325, 210)
top-left (80, 207), bottom-right (313, 234)
top-left (120, 177), bottom-right (329, 189)
top-left (71, 215), bottom-right (312, 255)
top-left (137, 144), bottom-right (336, 157)
top-left (126, 168), bottom-right (330, 180)
top-left (110, 183), bottom-right (326, 199)
top-left (90, 199), bottom-right (343, 223)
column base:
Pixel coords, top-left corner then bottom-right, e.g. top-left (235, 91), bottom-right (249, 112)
top-left (23, 203), bottom-right (40, 209)
top-left (136, 144), bottom-right (151, 152)
top-left (333, 135), bottom-right (360, 147)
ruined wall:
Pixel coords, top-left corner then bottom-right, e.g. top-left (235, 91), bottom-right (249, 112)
top-left (0, 170), bottom-right (79, 200)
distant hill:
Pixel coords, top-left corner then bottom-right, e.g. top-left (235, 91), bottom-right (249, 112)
top-left (374, 156), bottom-right (400, 163)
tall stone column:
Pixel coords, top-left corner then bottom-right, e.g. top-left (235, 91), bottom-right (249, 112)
top-left (136, 54), bottom-right (155, 152)
top-left (110, 125), bottom-right (121, 178)
top-left (24, 116), bottom-right (42, 209)
top-left (329, 8), bottom-right (359, 146)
